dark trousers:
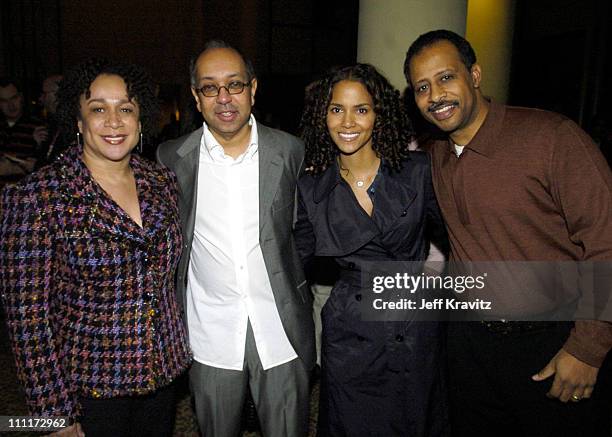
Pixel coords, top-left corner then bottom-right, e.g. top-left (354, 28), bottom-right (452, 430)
top-left (447, 322), bottom-right (611, 437)
top-left (80, 381), bottom-right (178, 437)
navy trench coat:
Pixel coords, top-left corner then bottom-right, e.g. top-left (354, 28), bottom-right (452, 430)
top-left (295, 153), bottom-right (449, 436)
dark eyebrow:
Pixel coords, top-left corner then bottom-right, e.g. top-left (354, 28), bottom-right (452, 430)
top-left (87, 98), bottom-right (133, 104)
top-left (435, 69), bottom-right (456, 77)
top-left (328, 102), bottom-right (372, 108)
top-left (413, 68), bottom-right (457, 85)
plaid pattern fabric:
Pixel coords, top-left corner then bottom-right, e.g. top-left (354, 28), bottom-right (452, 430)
top-left (0, 145), bottom-right (191, 419)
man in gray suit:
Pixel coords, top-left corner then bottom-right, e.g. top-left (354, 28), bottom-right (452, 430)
top-left (157, 40), bottom-right (315, 437)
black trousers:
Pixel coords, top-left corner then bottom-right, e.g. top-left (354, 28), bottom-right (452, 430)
top-left (79, 380), bottom-right (178, 437)
top-left (447, 322), bottom-right (611, 437)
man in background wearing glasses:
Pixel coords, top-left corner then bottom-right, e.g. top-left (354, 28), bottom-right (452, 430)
top-left (158, 40), bottom-right (314, 437)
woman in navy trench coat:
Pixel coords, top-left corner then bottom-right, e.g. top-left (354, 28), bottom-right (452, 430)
top-left (295, 64), bottom-right (449, 436)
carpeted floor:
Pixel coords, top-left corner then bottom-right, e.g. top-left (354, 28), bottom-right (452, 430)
top-left (0, 313), bottom-right (318, 437)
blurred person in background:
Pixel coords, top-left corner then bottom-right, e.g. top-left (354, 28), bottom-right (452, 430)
top-left (0, 77), bottom-right (45, 185)
top-left (37, 74), bottom-right (73, 166)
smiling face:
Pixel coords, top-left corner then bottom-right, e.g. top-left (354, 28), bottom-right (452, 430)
top-left (408, 40), bottom-right (487, 144)
top-left (191, 47), bottom-right (257, 148)
top-left (326, 80), bottom-right (376, 157)
top-left (78, 74), bottom-right (141, 165)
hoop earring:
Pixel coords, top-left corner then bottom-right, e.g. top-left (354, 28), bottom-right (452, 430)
top-left (138, 132), bottom-right (143, 154)
top-left (76, 132), bottom-right (82, 146)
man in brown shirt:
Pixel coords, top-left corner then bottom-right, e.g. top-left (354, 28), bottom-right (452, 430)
top-left (404, 29), bottom-right (612, 437)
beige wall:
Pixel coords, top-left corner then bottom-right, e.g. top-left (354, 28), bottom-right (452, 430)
top-left (465, 0), bottom-right (516, 103)
top-left (357, 0), bottom-right (468, 91)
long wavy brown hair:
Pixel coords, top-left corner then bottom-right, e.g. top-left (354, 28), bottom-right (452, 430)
top-left (299, 63), bottom-right (414, 174)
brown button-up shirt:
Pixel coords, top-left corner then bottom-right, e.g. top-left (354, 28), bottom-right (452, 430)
top-left (430, 102), bottom-right (612, 367)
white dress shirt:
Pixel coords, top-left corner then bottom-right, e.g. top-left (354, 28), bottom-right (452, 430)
top-left (186, 116), bottom-right (298, 370)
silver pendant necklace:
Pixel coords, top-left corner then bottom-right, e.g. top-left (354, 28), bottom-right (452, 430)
top-left (339, 158), bottom-right (379, 189)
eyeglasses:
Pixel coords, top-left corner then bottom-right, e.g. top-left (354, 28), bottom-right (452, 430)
top-left (194, 80), bottom-right (252, 97)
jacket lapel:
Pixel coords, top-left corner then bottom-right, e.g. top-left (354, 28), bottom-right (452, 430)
top-left (258, 125), bottom-right (284, 232)
top-left (58, 149), bottom-right (146, 244)
top-left (174, 128), bottom-right (202, 196)
top-left (133, 156), bottom-right (180, 242)
top-left (372, 163), bottom-right (417, 233)
top-left (310, 160), bottom-right (381, 256)
top-left (173, 128), bottom-right (202, 241)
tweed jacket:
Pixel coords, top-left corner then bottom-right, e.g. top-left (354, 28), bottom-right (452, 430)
top-left (0, 145), bottom-right (191, 419)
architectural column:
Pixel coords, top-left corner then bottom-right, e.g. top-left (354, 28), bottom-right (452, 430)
top-left (465, 0), bottom-right (516, 103)
top-left (357, 0), bottom-right (468, 91)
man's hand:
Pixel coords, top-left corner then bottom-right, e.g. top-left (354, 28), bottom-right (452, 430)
top-left (48, 422), bottom-right (84, 437)
top-left (33, 126), bottom-right (48, 146)
top-left (532, 348), bottom-right (599, 402)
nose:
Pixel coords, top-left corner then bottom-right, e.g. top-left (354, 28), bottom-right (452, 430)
top-left (216, 86), bottom-right (232, 104)
top-left (341, 111), bottom-right (355, 128)
top-left (105, 109), bottom-right (123, 128)
top-left (430, 83), bottom-right (446, 102)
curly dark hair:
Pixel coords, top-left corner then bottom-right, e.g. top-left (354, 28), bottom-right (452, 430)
top-left (299, 64), bottom-right (413, 174)
top-left (56, 58), bottom-right (159, 143)
top-left (404, 29), bottom-right (477, 86)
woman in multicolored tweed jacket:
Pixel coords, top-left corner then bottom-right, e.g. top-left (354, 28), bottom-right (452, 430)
top-left (0, 59), bottom-right (191, 437)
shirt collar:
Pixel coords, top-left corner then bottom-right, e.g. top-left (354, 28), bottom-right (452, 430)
top-left (201, 114), bottom-right (259, 164)
top-left (445, 101), bottom-right (506, 158)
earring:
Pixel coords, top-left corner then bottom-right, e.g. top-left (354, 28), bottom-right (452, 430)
top-left (138, 132), bottom-right (143, 154)
top-left (76, 132), bottom-right (82, 146)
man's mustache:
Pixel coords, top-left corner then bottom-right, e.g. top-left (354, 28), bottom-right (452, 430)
top-left (428, 100), bottom-right (459, 113)
top-left (215, 104), bottom-right (238, 112)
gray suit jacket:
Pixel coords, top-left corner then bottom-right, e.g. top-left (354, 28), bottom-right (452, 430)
top-left (157, 123), bottom-right (315, 369)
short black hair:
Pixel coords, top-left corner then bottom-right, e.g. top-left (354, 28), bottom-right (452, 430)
top-left (189, 40), bottom-right (256, 87)
top-left (404, 29), bottom-right (477, 85)
top-left (56, 58), bottom-right (159, 140)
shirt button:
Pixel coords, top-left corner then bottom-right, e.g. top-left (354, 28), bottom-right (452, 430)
top-left (400, 210), bottom-right (408, 217)
top-left (355, 294), bottom-right (362, 301)
top-left (348, 262), bottom-right (355, 270)
top-left (395, 334), bottom-right (404, 342)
